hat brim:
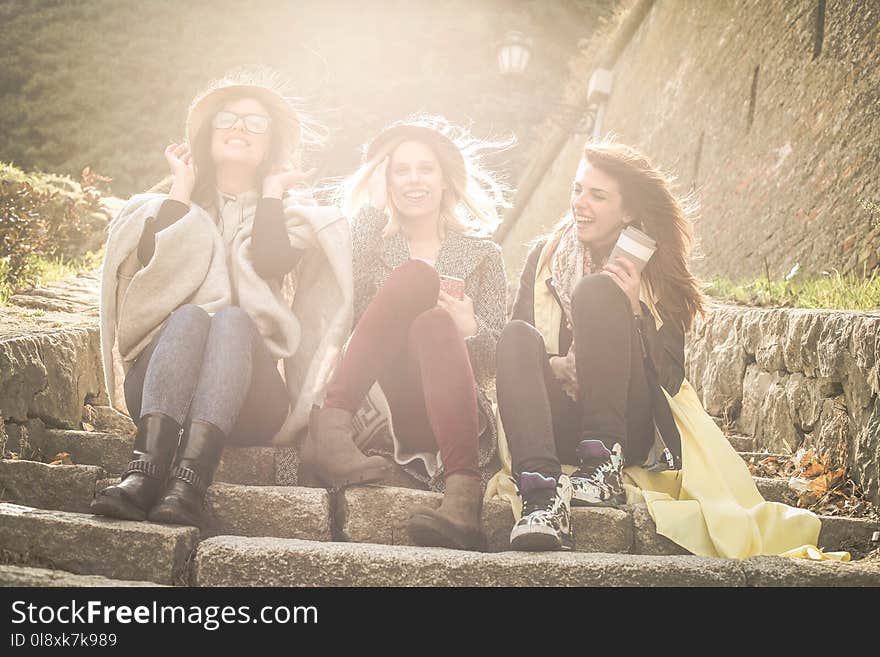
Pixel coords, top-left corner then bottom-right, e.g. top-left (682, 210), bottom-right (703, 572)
top-left (365, 124), bottom-right (464, 169)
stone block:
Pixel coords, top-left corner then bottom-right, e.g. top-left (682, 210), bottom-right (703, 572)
top-left (193, 536), bottom-right (746, 587)
top-left (204, 483), bottom-right (332, 541)
top-left (0, 459), bottom-right (100, 513)
top-left (0, 502), bottom-right (198, 585)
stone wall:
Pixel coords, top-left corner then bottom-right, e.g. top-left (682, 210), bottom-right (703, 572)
top-left (687, 304), bottom-right (880, 504)
top-left (503, 0), bottom-right (880, 281)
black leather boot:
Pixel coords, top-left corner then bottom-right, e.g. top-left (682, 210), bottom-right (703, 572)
top-left (90, 413), bottom-right (181, 521)
top-left (147, 420), bottom-right (225, 528)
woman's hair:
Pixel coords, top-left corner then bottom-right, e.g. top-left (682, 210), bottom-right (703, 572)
top-left (340, 115), bottom-right (512, 238)
top-left (538, 139), bottom-right (705, 331)
top-left (149, 70), bottom-right (325, 213)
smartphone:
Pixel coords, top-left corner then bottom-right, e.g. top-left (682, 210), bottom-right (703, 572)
top-left (439, 275), bottom-right (465, 300)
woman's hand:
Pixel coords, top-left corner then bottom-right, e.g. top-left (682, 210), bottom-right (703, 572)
top-left (262, 164), bottom-right (317, 199)
top-left (549, 347), bottom-right (578, 393)
top-left (367, 157), bottom-right (389, 211)
top-left (437, 290), bottom-right (478, 340)
top-left (602, 257), bottom-right (643, 315)
top-left (164, 143), bottom-right (194, 204)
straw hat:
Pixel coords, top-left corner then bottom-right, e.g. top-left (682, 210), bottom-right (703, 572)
top-left (185, 71), bottom-right (302, 168)
top-left (364, 114), bottom-right (467, 185)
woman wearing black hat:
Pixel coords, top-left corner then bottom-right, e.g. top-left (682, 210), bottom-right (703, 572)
top-left (303, 115), bottom-right (510, 551)
top-left (91, 72), bottom-right (355, 528)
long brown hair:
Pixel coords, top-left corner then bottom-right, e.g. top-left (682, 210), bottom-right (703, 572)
top-left (539, 140), bottom-right (705, 331)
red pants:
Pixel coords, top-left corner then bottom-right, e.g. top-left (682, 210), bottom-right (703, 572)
top-left (324, 259), bottom-right (480, 479)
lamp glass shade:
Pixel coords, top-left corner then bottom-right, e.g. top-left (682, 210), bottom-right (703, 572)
top-left (498, 31), bottom-right (532, 76)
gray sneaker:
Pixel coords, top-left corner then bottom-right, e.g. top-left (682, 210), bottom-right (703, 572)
top-left (570, 440), bottom-right (625, 507)
top-left (509, 472), bottom-right (574, 551)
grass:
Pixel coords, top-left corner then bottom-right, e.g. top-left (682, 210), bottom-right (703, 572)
top-left (0, 249), bottom-right (103, 306)
top-left (706, 267), bottom-right (880, 311)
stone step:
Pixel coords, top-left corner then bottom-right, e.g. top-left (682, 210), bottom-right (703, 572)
top-left (754, 476), bottom-right (798, 505)
top-left (727, 434), bottom-right (756, 452)
top-left (0, 459), bottom-right (102, 513)
top-left (204, 483), bottom-right (331, 541)
top-left (337, 484), bottom-right (633, 554)
top-left (337, 484), bottom-right (880, 558)
top-left (38, 429), bottom-right (133, 474)
top-left (0, 564), bottom-right (165, 587)
top-left (8, 458), bottom-right (876, 557)
top-left (192, 535), bottom-right (880, 587)
top-left (738, 451), bottom-right (788, 462)
top-left (31, 431), bottom-right (295, 485)
top-left (92, 479), bottom-right (332, 541)
top-left (0, 502), bottom-right (198, 585)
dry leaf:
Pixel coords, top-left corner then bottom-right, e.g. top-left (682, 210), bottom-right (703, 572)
top-left (827, 467), bottom-right (847, 488)
top-left (48, 452), bottom-right (73, 466)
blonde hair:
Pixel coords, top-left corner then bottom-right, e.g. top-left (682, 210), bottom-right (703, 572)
top-left (341, 114), bottom-right (512, 238)
top-left (538, 138), bottom-right (706, 331)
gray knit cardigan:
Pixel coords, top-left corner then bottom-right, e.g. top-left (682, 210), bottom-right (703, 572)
top-left (350, 205), bottom-right (507, 491)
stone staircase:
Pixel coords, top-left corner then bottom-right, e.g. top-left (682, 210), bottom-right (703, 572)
top-left (1, 273), bottom-right (879, 586)
top-left (2, 424), bottom-right (879, 586)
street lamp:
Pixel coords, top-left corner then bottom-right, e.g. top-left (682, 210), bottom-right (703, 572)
top-left (496, 30), bottom-right (612, 138)
top-left (497, 31), bottom-right (533, 76)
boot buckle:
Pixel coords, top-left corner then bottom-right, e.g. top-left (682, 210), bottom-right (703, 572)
top-left (123, 459), bottom-right (164, 480)
top-left (170, 465), bottom-right (208, 495)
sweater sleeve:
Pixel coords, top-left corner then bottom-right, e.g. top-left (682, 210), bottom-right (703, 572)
top-left (464, 243), bottom-right (507, 388)
top-left (251, 197), bottom-right (304, 279)
top-left (137, 199), bottom-right (189, 266)
top-left (351, 204), bottom-right (387, 324)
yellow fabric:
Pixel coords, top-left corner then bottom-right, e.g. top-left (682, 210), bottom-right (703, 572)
top-left (485, 380), bottom-right (842, 559)
top-left (487, 239), bottom-right (846, 560)
top-left (779, 545), bottom-right (850, 561)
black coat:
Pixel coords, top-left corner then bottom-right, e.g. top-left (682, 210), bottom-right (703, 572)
top-left (510, 240), bottom-right (686, 468)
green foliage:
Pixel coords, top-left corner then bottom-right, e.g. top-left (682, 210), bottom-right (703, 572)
top-left (0, 162), bottom-right (108, 296)
top-left (705, 268), bottom-right (880, 311)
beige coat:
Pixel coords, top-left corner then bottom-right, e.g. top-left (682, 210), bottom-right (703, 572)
top-left (100, 192), bottom-right (353, 445)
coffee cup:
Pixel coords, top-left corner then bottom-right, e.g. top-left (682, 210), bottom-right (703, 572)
top-left (608, 225), bottom-right (657, 273)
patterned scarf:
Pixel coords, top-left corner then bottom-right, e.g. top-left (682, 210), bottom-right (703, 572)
top-left (549, 222), bottom-right (606, 332)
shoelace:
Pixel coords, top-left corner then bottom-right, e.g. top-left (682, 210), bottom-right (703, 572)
top-left (573, 458), bottom-right (603, 480)
top-left (521, 490), bottom-right (556, 517)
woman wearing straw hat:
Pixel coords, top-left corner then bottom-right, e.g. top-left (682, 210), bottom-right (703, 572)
top-left (91, 71), bottom-right (356, 528)
top-left (302, 115), bottom-right (510, 551)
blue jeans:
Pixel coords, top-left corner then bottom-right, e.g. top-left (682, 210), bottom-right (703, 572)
top-left (123, 304), bottom-right (289, 445)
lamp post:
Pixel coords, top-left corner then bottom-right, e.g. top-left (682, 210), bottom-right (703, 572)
top-left (495, 30), bottom-right (612, 138)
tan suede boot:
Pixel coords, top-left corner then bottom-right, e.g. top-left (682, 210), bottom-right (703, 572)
top-left (407, 473), bottom-right (486, 551)
top-left (300, 405), bottom-right (390, 488)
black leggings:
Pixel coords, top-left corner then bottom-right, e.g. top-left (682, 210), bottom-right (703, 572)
top-left (496, 274), bottom-right (654, 479)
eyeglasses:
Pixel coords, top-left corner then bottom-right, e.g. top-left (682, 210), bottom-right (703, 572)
top-left (212, 110), bottom-right (271, 134)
